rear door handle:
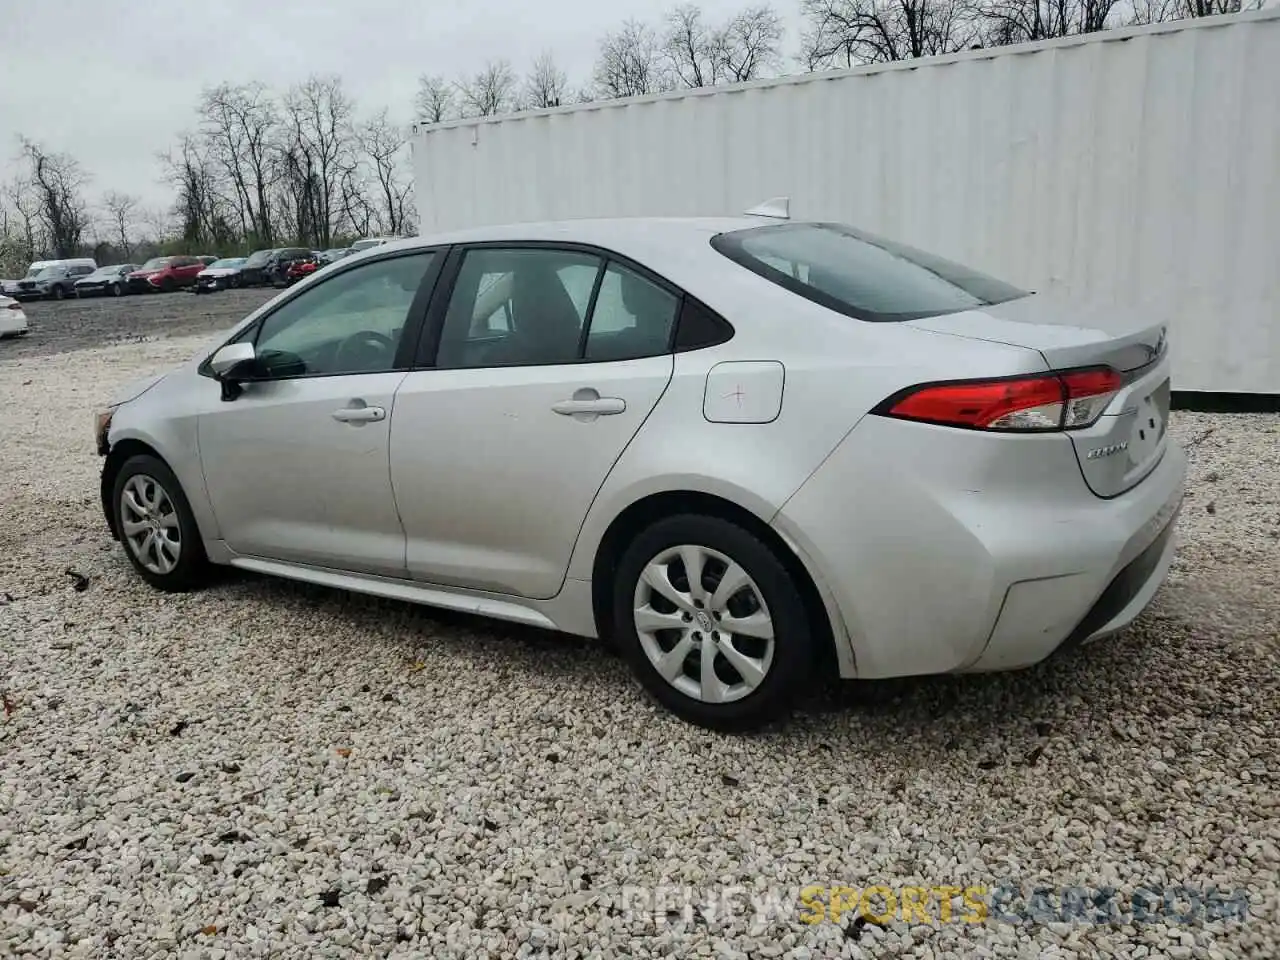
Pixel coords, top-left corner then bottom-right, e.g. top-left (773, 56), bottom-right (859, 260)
top-left (332, 403), bottom-right (386, 424)
top-left (552, 398), bottom-right (626, 416)
top-left (552, 388), bottom-right (626, 420)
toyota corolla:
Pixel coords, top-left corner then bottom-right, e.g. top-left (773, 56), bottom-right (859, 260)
top-left (94, 214), bottom-right (1185, 730)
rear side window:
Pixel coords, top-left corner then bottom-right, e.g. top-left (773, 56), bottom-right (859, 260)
top-left (710, 222), bottom-right (1029, 322)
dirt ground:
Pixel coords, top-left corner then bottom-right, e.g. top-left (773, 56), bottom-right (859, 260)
top-left (2, 288), bottom-right (278, 361)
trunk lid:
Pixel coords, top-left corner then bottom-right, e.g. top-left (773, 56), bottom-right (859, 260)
top-left (909, 295), bottom-right (1172, 498)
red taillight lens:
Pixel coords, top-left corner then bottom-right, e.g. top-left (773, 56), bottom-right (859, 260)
top-left (879, 367), bottom-right (1122, 432)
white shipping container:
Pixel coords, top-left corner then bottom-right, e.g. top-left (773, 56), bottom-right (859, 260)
top-left (413, 10), bottom-right (1280, 394)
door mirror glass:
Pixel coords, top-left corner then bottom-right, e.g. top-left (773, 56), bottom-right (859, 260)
top-left (209, 341), bottom-right (256, 378)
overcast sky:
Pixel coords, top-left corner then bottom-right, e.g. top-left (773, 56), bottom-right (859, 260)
top-left (0, 0), bottom-right (803, 214)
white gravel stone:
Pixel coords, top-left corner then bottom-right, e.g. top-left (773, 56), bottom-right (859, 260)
top-left (1, 336), bottom-right (1277, 959)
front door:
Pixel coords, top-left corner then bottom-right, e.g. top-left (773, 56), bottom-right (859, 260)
top-left (198, 249), bottom-right (440, 576)
top-left (390, 245), bottom-right (681, 599)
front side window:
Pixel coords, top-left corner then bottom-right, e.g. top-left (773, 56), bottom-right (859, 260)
top-left (710, 222), bottom-right (1029, 322)
top-left (250, 252), bottom-right (435, 377)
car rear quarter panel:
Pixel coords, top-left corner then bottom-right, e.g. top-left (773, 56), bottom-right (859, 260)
top-left (563, 290), bottom-right (1055, 591)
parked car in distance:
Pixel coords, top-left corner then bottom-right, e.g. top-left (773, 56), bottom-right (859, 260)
top-left (348, 237), bottom-right (393, 255)
top-left (194, 258), bottom-right (247, 293)
top-left (318, 248), bottom-right (352, 266)
top-left (0, 279), bottom-right (20, 296)
top-left (237, 249), bottom-right (279, 287)
top-left (266, 247), bottom-right (315, 287)
top-left (0, 294), bottom-right (28, 338)
top-left (198, 255), bottom-right (219, 266)
top-left (75, 264), bottom-right (140, 298)
top-left (94, 213), bottom-right (1185, 731)
top-left (127, 256), bottom-right (206, 293)
top-left (14, 261), bottom-right (98, 300)
top-left (283, 257), bottom-right (319, 286)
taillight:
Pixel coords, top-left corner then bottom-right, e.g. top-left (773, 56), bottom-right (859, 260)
top-left (876, 367), bottom-right (1122, 432)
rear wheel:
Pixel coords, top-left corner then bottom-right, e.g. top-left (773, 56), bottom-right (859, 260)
top-left (112, 454), bottom-right (208, 592)
top-left (612, 514), bottom-right (813, 731)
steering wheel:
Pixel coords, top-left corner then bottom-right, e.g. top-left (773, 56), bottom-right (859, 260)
top-left (333, 330), bottom-right (395, 371)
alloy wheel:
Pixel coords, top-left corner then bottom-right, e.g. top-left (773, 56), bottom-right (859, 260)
top-left (632, 544), bottom-right (775, 704)
top-left (120, 474), bottom-right (182, 575)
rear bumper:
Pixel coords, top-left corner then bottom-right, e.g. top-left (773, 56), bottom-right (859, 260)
top-left (772, 414), bottom-right (1187, 679)
top-left (0, 311), bottom-right (28, 335)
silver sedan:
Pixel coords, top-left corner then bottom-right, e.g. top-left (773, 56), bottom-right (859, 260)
top-left (95, 215), bottom-right (1185, 730)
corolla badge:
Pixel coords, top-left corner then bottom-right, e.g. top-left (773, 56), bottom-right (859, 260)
top-left (1087, 441), bottom-right (1129, 460)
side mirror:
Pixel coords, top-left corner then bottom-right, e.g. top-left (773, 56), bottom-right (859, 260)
top-left (209, 341), bottom-right (255, 377)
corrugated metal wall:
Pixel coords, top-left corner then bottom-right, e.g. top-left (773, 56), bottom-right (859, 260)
top-left (413, 11), bottom-right (1280, 393)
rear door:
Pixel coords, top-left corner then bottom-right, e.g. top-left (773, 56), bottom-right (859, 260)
top-left (389, 244), bottom-right (680, 599)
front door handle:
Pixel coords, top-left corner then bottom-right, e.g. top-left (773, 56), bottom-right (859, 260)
top-left (332, 403), bottom-right (386, 424)
top-left (552, 388), bottom-right (626, 420)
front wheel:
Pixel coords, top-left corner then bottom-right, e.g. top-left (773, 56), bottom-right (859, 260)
top-left (52, 285), bottom-right (66, 300)
top-left (113, 454), bottom-right (208, 592)
top-left (160, 277), bottom-right (174, 293)
top-left (110, 282), bottom-right (122, 297)
top-left (612, 514), bottom-right (814, 732)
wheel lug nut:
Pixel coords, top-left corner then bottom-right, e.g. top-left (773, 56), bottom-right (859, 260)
top-left (682, 613), bottom-right (691, 622)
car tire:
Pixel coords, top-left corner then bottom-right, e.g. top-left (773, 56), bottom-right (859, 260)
top-left (110, 282), bottom-right (122, 297)
top-left (52, 285), bottom-right (66, 301)
top-left (112, 454), bottom-right (209, 593)
top-left (160, 277), bottom-right (174, 293)
top-left (611, 514), bottom-right (814, 732)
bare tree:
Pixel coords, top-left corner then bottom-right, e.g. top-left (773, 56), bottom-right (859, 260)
top-left (414, 74), bottom-right (455, 124)
top-left (460, 60), bottom-right (518, 117)
top-left (281, 74), bottom-right (357, 247)
top-left (524, 51), bottom-right (568, 109)
top-left (102, 191), bottom-right (139, 258)
top-left (981, 0), bottom-right (1121, 41)
top-left (664, 5), bottom-right (724, 87)
top-left (800, 0), bottom-right (977, 68)
top-left (720, 6), bottom-right (785, 81)
top-left (20, 139), bottom-right (90, 257)
top-left (198, 82), bottom-right (280, 245)
top-left (3, 176), bottom-right (42, 264)
top-left (594, 19), bottom-right (672, 98)
top-left (1125, 0), bottom-right (1258, 20)
top-left (357, 109), bottom-right (414, 236)
top-left (161, 133), bottom-right (232, 249)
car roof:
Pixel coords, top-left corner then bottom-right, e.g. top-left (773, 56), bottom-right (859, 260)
top-left (375, 216), bottom-right (766, 281)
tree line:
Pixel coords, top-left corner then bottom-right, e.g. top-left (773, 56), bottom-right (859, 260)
top-left (0, 0), bottom-right (1257, 277)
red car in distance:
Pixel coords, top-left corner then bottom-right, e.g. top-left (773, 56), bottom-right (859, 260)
top-left (126, 256), bottom-right (207, 294)
top-left (283, 257), bottom-right (320, 286)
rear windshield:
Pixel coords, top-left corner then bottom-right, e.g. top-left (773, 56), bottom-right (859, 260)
top-left (710, 222), bottom-right (1029, 322)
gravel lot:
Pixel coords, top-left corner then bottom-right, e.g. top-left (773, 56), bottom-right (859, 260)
top-left (4, 289), bottom-right (277, 360)
top-left (1, 301), bottom-right (1278, 959)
